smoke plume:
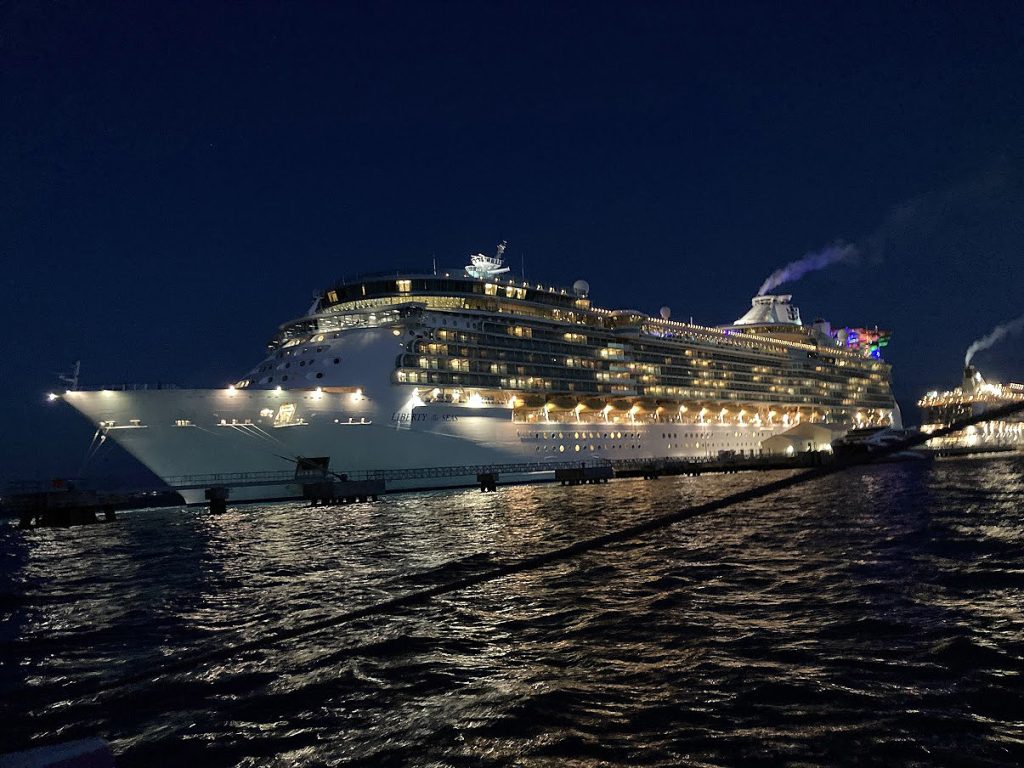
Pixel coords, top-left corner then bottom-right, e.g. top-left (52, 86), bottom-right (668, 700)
top-left (964, 313), bottom-right (1024, 366)
top-left (757, 242), bottom-right (859, 296)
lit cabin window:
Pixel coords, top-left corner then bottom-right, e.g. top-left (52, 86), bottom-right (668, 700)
top-left (326, 290), bottom-right (338, 303)
top-left (396, 279), bottom-right (411, 293)
top-left (484, 283), bottom-right (498, 296)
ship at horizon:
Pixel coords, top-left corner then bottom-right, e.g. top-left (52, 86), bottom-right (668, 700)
top-left (55, 244), bottom-right (899, 503)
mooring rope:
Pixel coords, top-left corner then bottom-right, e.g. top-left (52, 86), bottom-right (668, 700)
top-left (19, 400), bottom-right (1024, 702)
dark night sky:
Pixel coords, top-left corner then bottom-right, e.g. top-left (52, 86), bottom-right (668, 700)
top-left (3, 1), bottom-right (1023, 483)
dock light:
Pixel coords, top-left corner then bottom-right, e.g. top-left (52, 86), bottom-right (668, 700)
top-left (314, 386), bottom-right (324, 399)
top-left (351, 388), bottom-right (363, 403)
top-left (467, 392), bottom-right (484, 408)
top-left (275, 385), bottom-right (283, 393)
top-left (46, 392), bottom-right (58, 402)
top-left (227, 385), bottom-right (237, 397)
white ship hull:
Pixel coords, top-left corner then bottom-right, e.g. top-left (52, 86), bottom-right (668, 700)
top-left (62, 386), bottom-right (785, 504)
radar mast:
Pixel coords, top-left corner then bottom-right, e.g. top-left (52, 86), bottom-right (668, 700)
top-left (466, 241), bottom-right (511, 279)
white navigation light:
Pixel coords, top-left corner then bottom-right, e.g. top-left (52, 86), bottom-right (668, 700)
top-left (46, 392), bottom-right (58, 402)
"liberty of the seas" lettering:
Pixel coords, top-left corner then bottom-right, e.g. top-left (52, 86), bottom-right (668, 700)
top-left (390, 412), bottom-right (459, 423)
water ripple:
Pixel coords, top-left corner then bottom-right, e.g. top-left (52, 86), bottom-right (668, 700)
top-left (1, 457), bottom-right (1023, 765)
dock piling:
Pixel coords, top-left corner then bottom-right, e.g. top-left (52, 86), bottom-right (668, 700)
top-left (204, 486), bottom-right (230, 514)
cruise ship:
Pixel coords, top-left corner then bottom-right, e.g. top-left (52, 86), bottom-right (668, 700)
top-left (919, 366), bottom-right (1024, 454)
top-left (56, 245), bottom-right (898, 503)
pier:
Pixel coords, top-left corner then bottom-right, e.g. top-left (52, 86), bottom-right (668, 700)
top-left (4, 452), bottom-right (848, 525)
top-left (302, 479), bottom-right (386, 505)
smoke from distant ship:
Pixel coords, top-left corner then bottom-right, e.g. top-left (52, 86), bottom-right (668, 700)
top-left (964, 313), bottom-right (1024, 366)
top-left (756, 242), bottom-right (859, 296)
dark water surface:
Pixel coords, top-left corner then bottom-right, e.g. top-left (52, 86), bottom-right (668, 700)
top-left (2, 458), bottom-right (1023, 766)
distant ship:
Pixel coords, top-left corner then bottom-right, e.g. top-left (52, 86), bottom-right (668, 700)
top-left (55, 244), bottom-right (899, 503)
top-left (919, 366), bottom-right (1024, 455)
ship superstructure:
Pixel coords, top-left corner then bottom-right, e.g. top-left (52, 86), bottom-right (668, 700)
top-left (919, 366), bottom-right (1024, 452)
top-left (58, 245), bottom-right (898, 502)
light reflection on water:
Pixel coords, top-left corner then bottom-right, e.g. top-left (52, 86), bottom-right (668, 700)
top-left (2, 457), bottom-right (1023, 766)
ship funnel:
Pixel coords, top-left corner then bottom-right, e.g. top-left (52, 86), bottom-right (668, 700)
top-left (733, 295), bottom-right (802, 327)
top-left (962, 365), bottom-right (985, 396)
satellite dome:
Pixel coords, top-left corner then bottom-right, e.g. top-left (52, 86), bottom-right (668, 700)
top-left (660, 306), bottom-right (671, 320)
top-left (573, 279), bottom-right (590, 297)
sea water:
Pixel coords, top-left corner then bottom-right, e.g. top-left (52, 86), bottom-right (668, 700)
top-left (2, 457), bottom-right (1022, 766)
